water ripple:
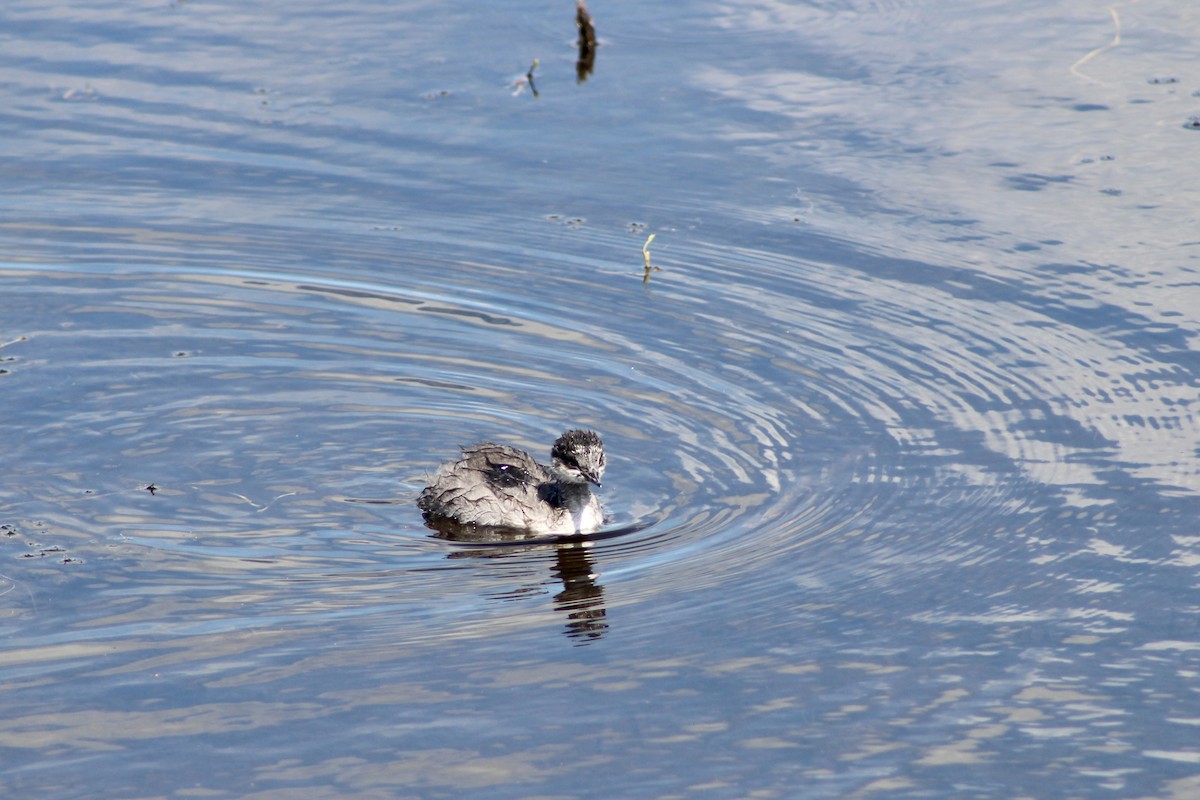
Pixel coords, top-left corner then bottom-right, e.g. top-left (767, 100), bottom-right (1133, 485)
top-left (2, 204), bottom-right (1194, 646)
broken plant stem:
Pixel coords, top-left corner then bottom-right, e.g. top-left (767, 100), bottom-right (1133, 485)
top-left (641, 234), bottom-right (662, 285)
top-left (526, 58), bottom-right (540, 97)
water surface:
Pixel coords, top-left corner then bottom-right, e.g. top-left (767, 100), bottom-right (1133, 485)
top-left (2, 1), bottom-right (1199, 797)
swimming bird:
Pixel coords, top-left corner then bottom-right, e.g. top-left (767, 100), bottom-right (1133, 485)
top-left (417, 429), bottom-right (606, 535)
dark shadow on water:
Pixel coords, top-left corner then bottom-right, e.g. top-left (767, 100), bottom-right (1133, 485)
top-left (428, 519), bottom-right (648, 644)
top-left (441, 536), bottom-right (612, 644)
top-left (346, 497), bottom-right (633, 643)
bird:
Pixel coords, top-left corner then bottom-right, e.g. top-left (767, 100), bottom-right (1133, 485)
top-left (417, 429), bottom-right (606, 535)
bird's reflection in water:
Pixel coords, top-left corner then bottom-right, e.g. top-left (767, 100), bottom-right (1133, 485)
top-left (549, 544), bottom-right (607, 642)
top-left (427, 518), bottom-right (609, 644)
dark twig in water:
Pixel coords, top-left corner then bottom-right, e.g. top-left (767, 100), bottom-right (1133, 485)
top-left (576, 1), bottom-right (597, 83)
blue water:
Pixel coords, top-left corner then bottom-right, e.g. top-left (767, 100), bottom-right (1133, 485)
top-left (2, 0), bottom-right (1199, 797)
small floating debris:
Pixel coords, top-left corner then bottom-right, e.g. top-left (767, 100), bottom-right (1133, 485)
top-left (145, 483), bottom-right (159, 496)
top-left (1184, 115), bottom-right (1200, 130)
top-left (576, 0), bottom-right (597, 83)
top-left (642, 234), bottom-right (663, 285)
top-left (60, 84), bottom-right (98, 102)
top-left (0, 335), bottom-right (27, 375)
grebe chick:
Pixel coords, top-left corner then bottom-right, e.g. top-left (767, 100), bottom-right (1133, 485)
top-left (417, 429), bottom-right (605, 535)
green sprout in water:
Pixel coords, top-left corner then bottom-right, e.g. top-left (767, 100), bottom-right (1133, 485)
top-left (642, 233), bottom-right (662, 285)
top-left (511, 59), bottom-right (540, 97)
